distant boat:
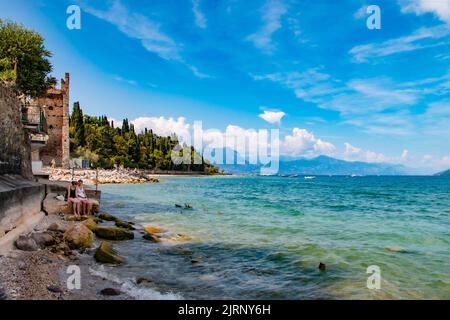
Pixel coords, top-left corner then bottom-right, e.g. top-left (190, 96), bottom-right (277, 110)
top-left (351, 174), bottom-right (363, 177)
top-left (304, 176), bottom-right (316, 180)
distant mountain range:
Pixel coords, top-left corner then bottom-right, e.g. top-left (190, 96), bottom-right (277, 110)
top-left (217, 155), bottom-right (411, 176)
top-left (434, 169), bottom-right (450, 176)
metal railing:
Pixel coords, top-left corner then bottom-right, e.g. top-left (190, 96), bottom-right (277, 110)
top-left (21, 106), bottom-right (47, 133)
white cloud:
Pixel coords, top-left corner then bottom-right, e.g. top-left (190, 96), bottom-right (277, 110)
top-left (399, 0), bottom-right (450, 24)
top-left (343, 143), bottom-right (388, 163)
top-left (131, 116), bottom-right (191, 141)
top-left (343, 143), bottom-right (411, 164)
top-left (281, 128), bottom-right (336, 158)
top-left (192, 0), bottom-right (207, 29)
top-left (349, 24), bottom-right (450, 63)
top-left (258, 110), bottom-right (286, 124)
top-left (246, 0), bottom-right (287, 53)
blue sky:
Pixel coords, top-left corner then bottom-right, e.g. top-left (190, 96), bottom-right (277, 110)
top-left (1, 0), bottom-right (450, 172)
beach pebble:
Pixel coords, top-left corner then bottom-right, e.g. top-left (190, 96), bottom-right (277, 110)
top-left (0, 288), bottom-right (7, 300)
top-left (47, 285), bottom-right (63, 293)
top-left (15, 236), bottom-right (38, 251)
top-left (100, 288), bottom-right (121, 296)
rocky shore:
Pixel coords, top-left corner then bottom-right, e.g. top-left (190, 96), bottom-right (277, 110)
top-left (0, 195), bottom-right (175, 300)
top-left (43, 168), bottom-right (160, 184)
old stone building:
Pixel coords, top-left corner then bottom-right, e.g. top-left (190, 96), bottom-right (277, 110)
top-left (29, 73), bottom-right (70, 169)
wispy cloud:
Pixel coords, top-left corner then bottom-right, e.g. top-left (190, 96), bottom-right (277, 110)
top-left (246, 0), bottom-right (287, 53)
top-left (82, 0), bottom-right (209, 78)
top-left (192, 0), bottom-right (207, 29)
top-left (253, 69), bottom-right (419, 115)
top-left (82, 0), bottom-right (182, 61)
top-left (349, 24), bottom-right (450, 63)
top-left (114, 75), bottom-right (137, 86)
top-left (188, 65), bottom-right (211, 78)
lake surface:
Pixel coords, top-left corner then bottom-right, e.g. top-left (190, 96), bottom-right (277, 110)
top-left (94, 176), bottom-right (450, 299)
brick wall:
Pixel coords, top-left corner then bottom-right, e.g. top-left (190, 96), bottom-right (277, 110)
top-left (36, 73), bottom-right (70, 168)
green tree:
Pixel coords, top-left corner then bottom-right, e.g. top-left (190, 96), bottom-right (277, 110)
top-left (70, 102), bottom-right (85, 148)
top-left (0, 19), bottom-right (56, 97)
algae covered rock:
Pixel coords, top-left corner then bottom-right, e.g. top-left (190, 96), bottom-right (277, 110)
top-left (64, 224), bottom-right (94, 250)
top-left (82, 218), bottom-right (98, 231)
top-left (95, 226), bottom-right (134, 240)
top-left (115, 220), bottom-right (135, 230)
top-left (94, 241), bottom-right (124, 264)
top-left (143, 233), bottom-right (160, 243)
top-left (98, 213), bottom-right (118, 222)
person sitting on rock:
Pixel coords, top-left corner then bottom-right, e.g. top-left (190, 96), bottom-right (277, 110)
top-left (67, 181), bottom-right (81, 217)
top-left (76, 179), bottom-right (91, 216)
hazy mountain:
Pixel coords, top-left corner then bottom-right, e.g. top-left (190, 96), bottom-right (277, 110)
top-left (217, 155), bottom-right (410, 175)
top-left (434, 169), bottom-right (450, 176)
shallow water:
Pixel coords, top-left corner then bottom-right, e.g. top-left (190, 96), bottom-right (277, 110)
top-left (96, 176), bottom-right (450, 299)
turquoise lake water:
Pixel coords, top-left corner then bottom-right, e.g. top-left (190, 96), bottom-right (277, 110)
top-left (95, 176), bottom-right (450, 299)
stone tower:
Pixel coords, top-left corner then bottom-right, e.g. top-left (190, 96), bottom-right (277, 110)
top-left (36, 73), bottom-right (70, 168)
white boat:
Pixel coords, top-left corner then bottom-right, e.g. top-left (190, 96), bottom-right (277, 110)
top-left (304, 176), bottom-right (316, 180)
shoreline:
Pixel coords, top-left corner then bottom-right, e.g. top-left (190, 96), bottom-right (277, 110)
top-left (43, 167), bottom-right (229, 185)
top-left (0, 184), bottom-right (181, 300)
top-left (0, 213), bottom-right (134, 300)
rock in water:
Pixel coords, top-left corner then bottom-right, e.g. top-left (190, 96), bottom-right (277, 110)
top-left (82, 218), bottom-right (98, 231)
top-left (115, 220), bottom-right (135, 230)
top-left (31, 232), bottom-right (55, 248)
top-left (144, 226), bottom-right (164, 234)
top-left (136, 277), bottom-right (152, 286)
top-left (94, 241), bottom-right (124, 264)
top-left (98, 213), bottom-right (118, 222)
top-left (15, 236), bottom-right (38, 251)
top-left (64, 224), bottom-right (94, 250)
top-left (143, 233), bottom-right (160, 243)
top-left (100, 288), bottom-right (121, 296)
top-left (95, 226), bottom-right (134, 240)
top-left (318, 262), bottom-right (326, 272)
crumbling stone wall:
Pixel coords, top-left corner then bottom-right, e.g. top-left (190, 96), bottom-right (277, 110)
top-left (36, 73), bottom-right (70, 168)
top-left (0, 82), bottom-right (32, 179)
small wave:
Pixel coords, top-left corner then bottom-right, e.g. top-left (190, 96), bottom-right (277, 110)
top-left (89, 265), bottom-right (182, 300)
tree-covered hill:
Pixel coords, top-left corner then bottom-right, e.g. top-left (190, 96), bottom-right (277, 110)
top-left (69, 102), bottom-right (218, 174)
